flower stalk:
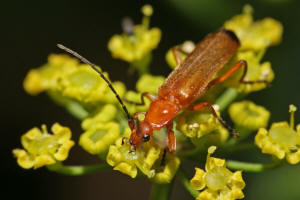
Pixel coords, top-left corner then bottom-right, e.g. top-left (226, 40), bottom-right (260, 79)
top-left (47, 162), bottom-right (110, 176)
top-left (226, 158), bottom-right (283, 172)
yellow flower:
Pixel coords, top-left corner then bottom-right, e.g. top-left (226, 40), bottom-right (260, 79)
top-left (108, 5), bottom-right (161, 62)
top-left (13, 123), bottom-right (75, 169)
top-left (224, 5), bottom-right (283, 51)
top-left (57, 64), bottom-right (126, 104)
top-left (79, 122), bottom-right (120, 155)
top-left (222, 50), bottom-right (274, 93)
top-left (190, 146), bottom-right (245, 200)
top-left (229, 100), bottom-right (270, 131)
top-left (255, 105), bottom-right (300, 164)
top-left (106, 128), bottom-right (180, 182)
top-left (23, 54), bottom-right (78, 95)
top-left (176, 108), bottom-right (228, 141)
top-left (136, 74), bottom-right (165, 94)
top-left (150, 153), bottom-right (180, 184)
top-left (81, 104), bottom-right (118, 130)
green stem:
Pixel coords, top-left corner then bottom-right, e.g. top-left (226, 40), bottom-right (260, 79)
top-left (177, 169), bottom-right (199, 198)
top-left (47, 162), bottom-right (110, 176)
top-left (47, 91), bottom-right (89, 120)
top-left (215, 88), bottom-right (238, 111)
top-left (150, 183), bottom-right (173, 200)
top-left (64, 100), bottom-right (89, 120)
top-left (226, 159), bottom-right (283, 172)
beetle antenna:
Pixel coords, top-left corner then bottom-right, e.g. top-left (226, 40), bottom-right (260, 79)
top-left (57, 44), bottom-right (134, 124)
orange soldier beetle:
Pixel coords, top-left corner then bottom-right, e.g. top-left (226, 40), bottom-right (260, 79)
top-left (57, 29), bottom-right (268, 153)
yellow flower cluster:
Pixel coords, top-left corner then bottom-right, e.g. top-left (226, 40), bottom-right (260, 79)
top-left (23, 54), bottom-right (78, 95)
top-left (255, 105), bottom-right (300, 164)
top-left (23, 54), bottom-right (126, 104)
top-left (176, 109), bottom-right (229, 149)
top-left (106, 128), bottom-right (180, 183)
top-left (79, 104), bottom-right (120, 155)
top-left (13, 123), bottom-right (74, 169)
top-left (221, 5), bottom-right (282, 93)
top-left (224, 5), bottom-right (283, 51)
top-left (108, 4), bottom-right (161, 63)
top-left (190, 146), bottom-right (245, 200)
top-left (229, 100), bottom-right (270, 131)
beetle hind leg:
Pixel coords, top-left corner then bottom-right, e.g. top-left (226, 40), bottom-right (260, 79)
top-left (190, 102), bottom-right (239, 138)
top-left (207, 60), bottom-right (271, 89)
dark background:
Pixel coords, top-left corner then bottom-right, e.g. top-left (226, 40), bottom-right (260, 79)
top-left (2, 0), bottom-right (300, 199)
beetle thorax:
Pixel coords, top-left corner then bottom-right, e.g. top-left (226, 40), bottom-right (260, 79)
top-left (145, 99), bottom-right (180, 130)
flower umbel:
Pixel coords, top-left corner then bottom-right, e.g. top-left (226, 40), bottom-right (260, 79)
top-left (13, 123), bottom-right (75, 169)
top-left (176, 108), bottom-right (229, 151)
top-left (224, 4), bottom-right (283, 51)
top-left (255, 105), bottom-right (300, 164)
top-left (190, 146), bottom-right (245, 200)
top-left (106, 128), bottom-right (180, 183)
top-left (108, 4), bottom-right (161, 63)
top-left (23, 54), bottom-right (78, 95)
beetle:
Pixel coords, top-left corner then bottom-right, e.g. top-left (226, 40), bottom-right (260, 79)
top-left (57, 28), bottom-right (268, 153)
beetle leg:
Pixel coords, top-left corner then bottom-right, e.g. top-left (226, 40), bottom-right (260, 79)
top-left (207, 60), bottom-right (270, 89)
top-left (166, 120), bottom-right (176, 152)
top-left (124, 92), bottom-right (157, 106)
top-left (190, 102), bottom-right (239, 138)
top-left (172, 47), bottom-right (183, 66)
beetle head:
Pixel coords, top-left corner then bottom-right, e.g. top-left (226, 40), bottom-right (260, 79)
top-left (129, 120), bottom-right (153, 150)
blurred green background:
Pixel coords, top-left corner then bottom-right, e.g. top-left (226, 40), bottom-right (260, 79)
top-left (2, 0), bottom-right (300, 199)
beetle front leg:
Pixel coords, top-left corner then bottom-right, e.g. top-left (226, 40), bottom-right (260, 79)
top-left (124, 92), bottom-right (157, 106)
top-left (166, 120), bottom-right (176, 152)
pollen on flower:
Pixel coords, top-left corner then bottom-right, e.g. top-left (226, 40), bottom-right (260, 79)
top-left (106, 128), bottom-right (180, 182)
top-left (176, 110), bottom-right (229, 148)
top-left (190, 146), bottom-right (245, 200)
top-left (13, 123), bottom-right (75, 169)
top-left (255, 105), bottom-right (300, 164)
top-left (229, 100), bottom-right (270, 131)
top-left (106, 128), bottom-right (161, 178)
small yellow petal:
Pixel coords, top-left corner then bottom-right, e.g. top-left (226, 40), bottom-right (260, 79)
top-left (81, 104), bottom-right (118, 130)
top-left (151, 153), bottom-right (180, 183)
top-left (190, 168), bottom-right (206, 190)
top-left (114, 162), bottom-right (137, 178)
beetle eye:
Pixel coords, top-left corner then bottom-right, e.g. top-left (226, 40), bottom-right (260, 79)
top-left (142, 134), bottom-right (150, 142)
